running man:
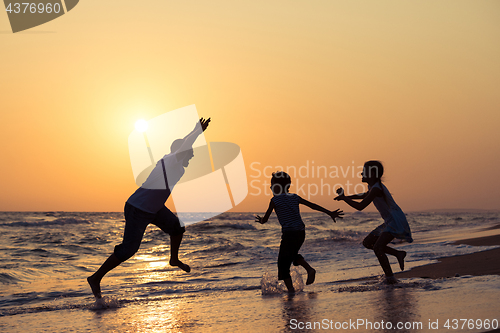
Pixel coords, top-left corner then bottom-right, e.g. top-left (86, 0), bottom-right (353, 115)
top-left (87, 117), bottom-right (211, 298)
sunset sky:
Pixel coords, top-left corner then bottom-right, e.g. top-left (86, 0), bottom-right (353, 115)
top-left (1, 1), bottom-right (499, 212)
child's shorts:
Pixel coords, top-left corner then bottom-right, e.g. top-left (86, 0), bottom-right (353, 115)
top-left (277, 230), bottom-right (305, 280)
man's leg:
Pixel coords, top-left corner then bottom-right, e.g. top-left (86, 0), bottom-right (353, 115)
top-left (169, 233), bottom-right (191, 272)
top-left (87, 254), bottom-right (121, 299)
top-left (153, 206), bottom-right (190, 273)
top-left (87, 203), bottom-right (150, 298)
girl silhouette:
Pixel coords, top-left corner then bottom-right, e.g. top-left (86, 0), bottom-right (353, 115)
top-left (335, 160), bottom-right (412, 284)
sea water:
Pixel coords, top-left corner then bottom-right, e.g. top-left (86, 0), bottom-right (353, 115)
top-left (0, 211), bottom-right (499, 332)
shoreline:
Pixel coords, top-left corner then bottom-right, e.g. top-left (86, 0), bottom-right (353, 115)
top-left (396, 234), bottom-right (500, 279)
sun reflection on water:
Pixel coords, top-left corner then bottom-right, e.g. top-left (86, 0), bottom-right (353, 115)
top-left (99, 297), bottom-right (198, 333)
top-left (133, 254), bottom-right (176, 285)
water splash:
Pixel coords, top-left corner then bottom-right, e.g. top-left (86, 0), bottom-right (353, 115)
top-left (89, 296), bottom-right (120, 310)
top-left (260, 268), bottom-right (304, 295)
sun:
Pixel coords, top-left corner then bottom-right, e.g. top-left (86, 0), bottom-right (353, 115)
top-left (135, 119), bottom-right (148, 133)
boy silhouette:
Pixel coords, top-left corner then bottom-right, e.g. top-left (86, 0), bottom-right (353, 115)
top-left (256, 171), bottom-right (343, 293)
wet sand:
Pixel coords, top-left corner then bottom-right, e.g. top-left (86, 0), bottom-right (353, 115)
top-left (396, 234), bottom-right (500, 279)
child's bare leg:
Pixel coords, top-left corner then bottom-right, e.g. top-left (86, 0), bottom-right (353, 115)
top-left (373, 232), bottom-right (396, 279)
top-left (383, 246), bottom-right (406, 271)
top-left (87, 253), bottom-right (122, 299)
top-left (294, 255), bottom-right (316, 285)
top-left (396, 250), bottom-right (406, 271)
top-left (283, 278), bottom-right (295, 293)
top-left (365, 233), bottom-right (406, 271)
top-left (169, 233), bottom-right (190, 272)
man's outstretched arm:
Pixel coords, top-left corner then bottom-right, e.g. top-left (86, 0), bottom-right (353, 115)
top-left (176, 117), bottom-right (211, 153)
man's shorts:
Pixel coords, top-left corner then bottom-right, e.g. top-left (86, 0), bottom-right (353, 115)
top-left (114, 203), bottom-right (185, 262)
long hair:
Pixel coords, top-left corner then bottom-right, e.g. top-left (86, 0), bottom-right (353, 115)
top-left (363, 160), bottom-right (384, 180)
top-left (364, 160), bottom-right (387, 203)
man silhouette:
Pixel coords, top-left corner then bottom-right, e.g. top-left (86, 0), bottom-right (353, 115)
top-left (87, 117), bottom-right (211, 298)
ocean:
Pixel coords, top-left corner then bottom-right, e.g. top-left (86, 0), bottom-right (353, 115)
top-left (0, 210), bottom-right (499, 332)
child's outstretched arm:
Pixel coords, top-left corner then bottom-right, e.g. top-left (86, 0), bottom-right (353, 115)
top-left (255, 200), bottom-right (275, 224)
top-left (334, 187), bottom-right (369, 200)
top-left (334, 186), bottom-right (382, 211)
top-left (299, 198), bottom-right (344, 222)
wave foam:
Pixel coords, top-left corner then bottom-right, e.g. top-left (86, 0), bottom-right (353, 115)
top-left (1, 218), bottom-right (91, 227)
top-left (336, 277), bottom-right (438, 293)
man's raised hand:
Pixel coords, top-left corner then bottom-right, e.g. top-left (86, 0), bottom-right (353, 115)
top-left (199, 117), bottom-right (211, 132)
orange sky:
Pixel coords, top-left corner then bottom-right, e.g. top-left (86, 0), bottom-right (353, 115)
top-left (1, 1), bottom-right (499, 212)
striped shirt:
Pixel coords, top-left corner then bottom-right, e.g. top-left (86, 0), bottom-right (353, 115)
top-left (271, 193), bottom-right (305, 232)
